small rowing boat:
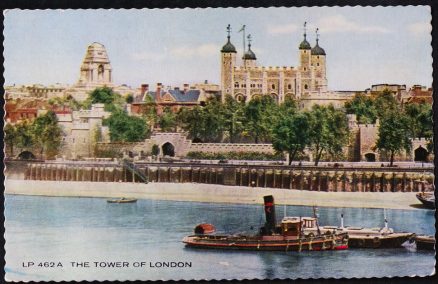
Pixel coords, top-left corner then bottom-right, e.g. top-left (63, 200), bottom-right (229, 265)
top-left (107, 197), bottom-right (137, 204)
top-left (416, 192), bottom-right (435, 209)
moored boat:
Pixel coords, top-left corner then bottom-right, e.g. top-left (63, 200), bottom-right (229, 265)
top-left (302, 213), bottom-right (414, 248)
top-left (416, 192), bottom-right (435, 209)
top-left (183, 195), bottom-right (349, 252)
top-left (414, 235), bottom-right (435, 250)
top-left (107, 197), bottom-right (138, 204)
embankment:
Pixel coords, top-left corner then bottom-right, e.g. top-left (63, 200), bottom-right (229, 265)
top-left (5, 179), bottom-right (422, 210)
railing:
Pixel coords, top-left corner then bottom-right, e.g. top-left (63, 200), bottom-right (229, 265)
top-left (122, 159), bottom-right (148, 183)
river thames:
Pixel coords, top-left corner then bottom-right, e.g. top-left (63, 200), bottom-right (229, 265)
top-left (5, 194), bottom-right (435, 281)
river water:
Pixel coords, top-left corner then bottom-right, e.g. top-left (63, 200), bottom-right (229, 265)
top-left (5, 194), bottom-right (435, 281)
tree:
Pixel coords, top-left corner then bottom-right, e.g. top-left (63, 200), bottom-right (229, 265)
top-left (151, 144), bottom-right (160, 156)
top-left (158, 107), bottom-right (177, 132)
top-left (104, 110), bottom-right (149, 142)
top-left (308, 105), bottom-right (349, 166)
top-left (376, 110), bottom-right (411, 166)
top-left (244, 96), bottom-right (277, 143)
top-left (374, 89), bottom-right (399, 119)
top-left (125, 94), bottom-right (134, 104)
top-left (15, 121), bottom-right (34, 152)
top-left (83, 87), bottom-right (123, 112)
top-left (31, 111), bottom-right (63, 159)
top-left (344, 93), bottom-right (377, 124)
top-left (221, 95), bottom-right (245, 143)
top-left (272, 112), bottom-right (310, 164)
top-left (4, 123), bottom-right (17, 157)
top-left (404, 102), bottom-right (433, 139)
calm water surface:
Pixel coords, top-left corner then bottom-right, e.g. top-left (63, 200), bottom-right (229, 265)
top-left (5, 194), bottom-right (436, 281)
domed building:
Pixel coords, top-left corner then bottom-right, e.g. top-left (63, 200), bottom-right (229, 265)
top-left (220, 23), bottom-right (328, 105)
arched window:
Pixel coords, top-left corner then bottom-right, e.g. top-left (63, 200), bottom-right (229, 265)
top-left (304, 67), bottom-right (307, 71)
top-left (317, 63), bottom-right (320, 66)
top-left (287, 84), bottom-right (292, 90)
top-left (271, 84), bottom-right (276, 90)
top-left (98, 65), bottom-right (104, 81)
top-left (234, 82), bottom-right (239, 88)
top-left (304, 84), bottom-right (308, 90)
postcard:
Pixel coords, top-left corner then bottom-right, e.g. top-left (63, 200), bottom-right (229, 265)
top-left (3, 6), bottom-right (435, 281)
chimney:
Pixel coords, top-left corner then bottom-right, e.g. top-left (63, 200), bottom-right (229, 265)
top-left (263, 195), bottom-right (276, 235)
top-left (141, 84), bottom-right (149, 96)
top-left (156, 83), bottom-right (162, 102)
top-left (183, 83), bottom-right (189, 93)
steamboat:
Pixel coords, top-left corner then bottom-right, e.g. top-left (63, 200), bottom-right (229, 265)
top-left (182, 195), bottom-right (349, 251)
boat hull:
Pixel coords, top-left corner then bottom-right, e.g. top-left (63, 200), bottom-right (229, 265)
top-left (348, 234), bottom-right (413, 248)
top-left (415, 236), bottom-right (435, 250)
top-left (416, 193), bottom-right (435, 209)
top-left (183, 234), bottom-right (348, 252)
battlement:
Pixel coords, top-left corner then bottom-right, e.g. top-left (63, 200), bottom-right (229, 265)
top-left (234, 66), bottom-right (295, 72)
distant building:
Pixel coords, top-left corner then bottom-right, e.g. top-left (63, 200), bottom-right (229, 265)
top-left (130, 82), bottom-right (220, 115)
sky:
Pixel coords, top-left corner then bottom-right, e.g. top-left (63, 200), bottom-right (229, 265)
top-left (3, 7), bottom-right (432, 91)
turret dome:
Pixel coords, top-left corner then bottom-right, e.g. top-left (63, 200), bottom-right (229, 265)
top-left (221, 39), bottom-right (237, 53)
top-left (311, 43), bottom-right (326, 55)
top-left (243, 45), bottom-right (257, 60)
top-left (299, 39), bottom-right (311, 50)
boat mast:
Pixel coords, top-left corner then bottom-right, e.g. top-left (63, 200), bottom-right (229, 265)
top-left (313, 206), bottom-right (321, 236)
top-left (340, 213), bottom-right (344, 229)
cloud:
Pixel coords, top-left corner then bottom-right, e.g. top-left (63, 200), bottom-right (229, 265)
top-left (407, 22), bottom-right (431, 36)
top-left (170, 43), bottom-right (219, 59)
top-left (267, 23), bottom-right (299, 35)
top-left (316, 15), bottom-right (390, 34)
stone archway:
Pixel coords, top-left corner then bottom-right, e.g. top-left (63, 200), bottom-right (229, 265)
top-left (364, 152), bottom-right (376, 162)
top-left (17, 151), bottom-right (36, 160)
top-left (162, 142), bottom-right (175, 157)
top-left (414, 146), bottom-right (428, 162)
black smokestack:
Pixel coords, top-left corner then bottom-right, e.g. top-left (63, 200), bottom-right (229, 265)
top-left (263, 195), bottom-right (276, 234)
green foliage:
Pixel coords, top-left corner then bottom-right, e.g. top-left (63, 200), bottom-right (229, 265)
top-left (4, 123), bottom-right (17, 157)
top-left (404, 102), bottom-right (433, 139)
top-left (31, 111), bottom-right (63, 159)
top-left (186, 151), bottom-right (284, 161)
top-left (48, 95), bottom-right (83, 111)
top-left (376, 110), bottom-right (411, 166)
top-left (308, 105), bottom-right (349, 166)
top-left (125, 94), bottom-right (134, 104)
top-left (83, 87), bottom-right (124, 112)
top-left (177, 98), bottom-right (224, 142)
top-left (244, 96), bottom-right (278, 143)
top-left (104, 110), bottom-right (149, 142)
top-left (221, 95), bottom-right (246, 143)
top-left (158, 107), bottom-right (177, 132)
top-left (374, 89), bottom-right (399, 118)
top-left (151, 144), bottom-right (160, 156)
top-left (344, 93), bottom-right (377, 124)
top-left (272, 112), bottom-right (310, 164)
top-left (95, 147), bottom-right (123, 159)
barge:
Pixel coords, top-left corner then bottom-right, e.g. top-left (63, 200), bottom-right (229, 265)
top-left (302, 214), bottom-right (414, 248)
top-left (183, 195), bottom-right (349, 252)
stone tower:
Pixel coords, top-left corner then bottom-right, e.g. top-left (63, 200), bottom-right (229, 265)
top-left (311, 28), bottom-right (327, 92)
top-left (77, 42), bottom-right (113, 87)
top-left (220, 24), bottom-right (237, 102)
top-left (298, 22), bottom-right (312, 97)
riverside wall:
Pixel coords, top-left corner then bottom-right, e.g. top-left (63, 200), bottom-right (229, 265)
top-left (16, 161), bottom-right (435, 193)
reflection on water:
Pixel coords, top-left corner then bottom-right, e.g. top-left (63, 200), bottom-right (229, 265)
top-left (5, 194), bottom-right (435, 281)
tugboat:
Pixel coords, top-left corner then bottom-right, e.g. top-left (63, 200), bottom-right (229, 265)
top-left (302, 212), bottom-right (414, 248)
top-left (182, 195), bottom-right (349, 251)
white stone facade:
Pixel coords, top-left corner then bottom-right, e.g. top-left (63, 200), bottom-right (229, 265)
top-left (57, 104), bottom-right (111, 159)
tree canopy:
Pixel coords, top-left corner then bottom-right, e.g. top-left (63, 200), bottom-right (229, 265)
top-left (103, 110), bottom-right (149, 142)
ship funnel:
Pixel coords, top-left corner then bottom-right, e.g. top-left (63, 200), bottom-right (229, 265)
top-left (340, 213), bottom-right (344, 229)
top-left (263, 195), bottom-right (276, 234)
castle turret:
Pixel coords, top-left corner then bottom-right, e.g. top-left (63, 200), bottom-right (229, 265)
top-left (242, 34), bottom-right (257, 68)
top-left (299, 22), bottom-right (312, 95)
top-left (221, 24), bottom-right (237, 102)
top-left (311, 28), bottom-right (327, 92)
